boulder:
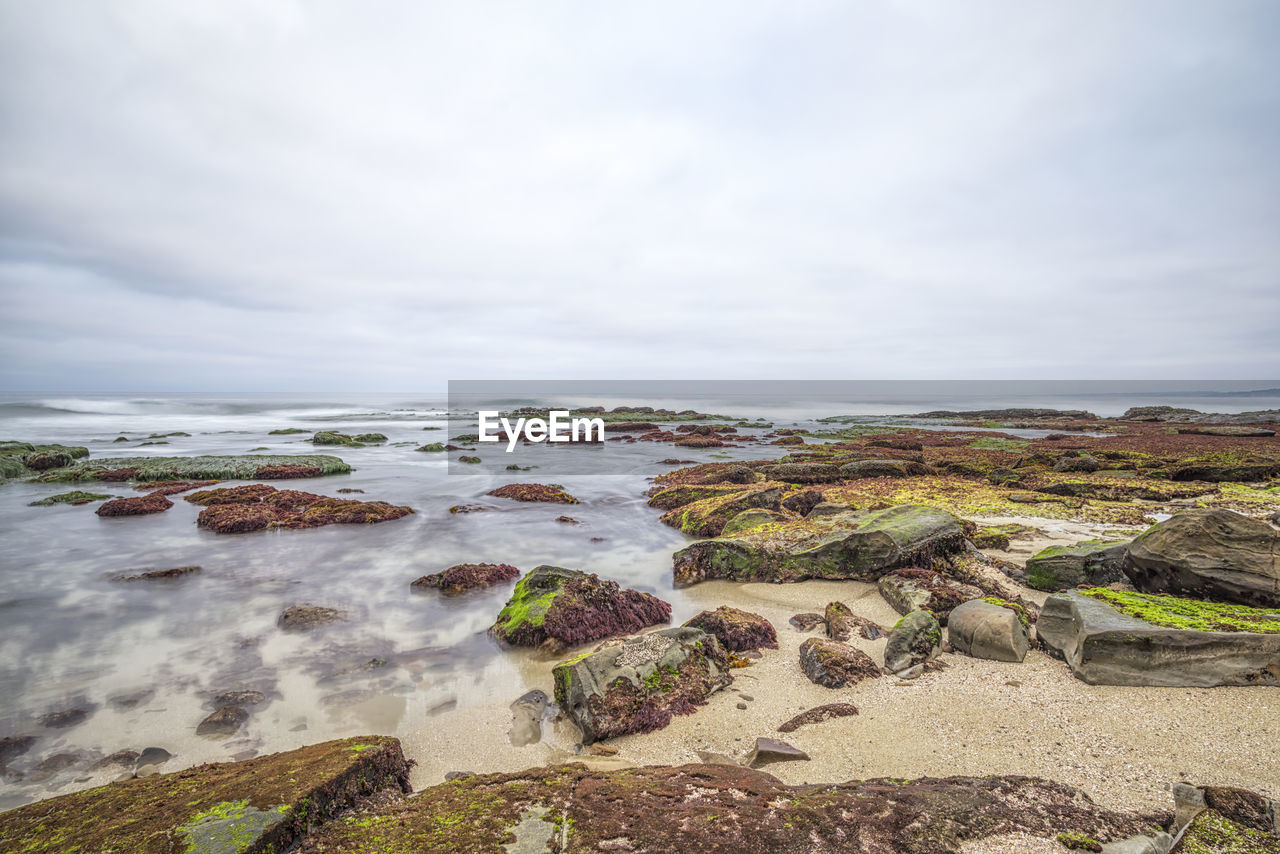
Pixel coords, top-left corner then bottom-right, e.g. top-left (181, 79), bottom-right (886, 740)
top-left (196, 705), bottom-right (249, 737)
top-left (884, 609), bottom-right (942, 674)
top-left (490, 566), bottom-right (671, 647)
top-left (1025, 540), bottom-right (1130, 591)
top-left (1054, 455), bottom-right (1102, 473)
top-left (756, 463), bottom-right (842, 484)
top-left (95, 493), bottom-right (173, 517)
top-left (824, 601), bottom-right (886, 641)
top-left (659, 487), bottom-right (782, 538)
top-left (277, 604), bottom-right (347, 631)
top-left (781, 489), bottom-right (825, 516)
top-left (683, 606), bottom-right (777, 652)
top-left (1037, 590), bottom-right (1280, 687)
top-left (672, 504), bottom-right (966, 586)
top-left (877, 568), bottom-right (983, 623)
top-left (746, 738), bottom-right (809, 768)
top-left (411, 563), bottom-right (520, 594)
top-left (486, 483), bottom-right (580, 504)
top-left (776, 703), bottom-right (859, 733)
top-left (838, 459), bottom-right (932, 478)
top-left (798, 637), bottom-right (881, 688)
top-left (298, 764), bottom-right (1157, 854)
top-left (721, 508), bottom-right (789, 536)
top-left (947, 599), bottom-right (1030, 663)
top-left (1124, 509), bottom-right (1280, 607)
top-left (552, 627), bottom-right (731, 743)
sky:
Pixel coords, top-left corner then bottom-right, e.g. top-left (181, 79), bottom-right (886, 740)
top-left (1, 1), bottom-right (1278, 391)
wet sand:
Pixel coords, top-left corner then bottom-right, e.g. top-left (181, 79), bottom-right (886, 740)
top-left (404, 575), bottom-right (1280, 817)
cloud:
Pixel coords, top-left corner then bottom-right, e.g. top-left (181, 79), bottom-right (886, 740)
top-left (1, 0), bottom-right (1278, 390)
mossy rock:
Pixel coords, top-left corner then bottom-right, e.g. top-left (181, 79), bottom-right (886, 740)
top-left (491, 566), bottom-right (671, 647)
top-left (29, 490), bottom-right (114, 507)
top-left (0, 736), bottom-right (410, 854)
top-left (659, 486), bottom-right (783, 538)
top-left (267, 428), bottom-right (310, 435)
top-left (1, 442), bottom-right (90, 480)
top-left (1171, 808), bottom-right (1280, 853)
top-left (1079, 588), bottom-right (1280, 635)
top-left (416, 442), bottom-right (446, 453)
top-left (35, 455), bottom-right (350, 483)
top-left (646, 483), bottom-right (752, 511)
top-left (1024, 539), bottom-right (1129, 591)
top-left (310, 432), bottom-right (366, 447)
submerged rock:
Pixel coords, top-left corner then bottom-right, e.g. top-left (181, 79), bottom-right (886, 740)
top-left (196, 705), bottom-right (249, 737)
top-left (490, 566), bottom-right (671, 647)
top-left (672, 504), bottom-right (966, 586)
top-left (1124, 509), bottom-right (1280, 608)
top-left (95, 492), bottom-right (173, 517)
top-left (884, 609), bottom-right (942, 674)
top-left (486, 483), bottom-right (580, 504)
top-left (277, 604), bottom-right (347, 632)
top-left (28, 490), bottom-right (113, 507)
top-left (658, 486), bottom-right (783, 538)
top-left (411, 563), bottom-right (520, 594)
top-left (186, 483), bottom-right (412, 534)
top-left (1038, 590), bottom-right (1280, 687)
top-left (552, 627), bottom-right (731, 743)
top-left (683, 605), bottom-right (778, 652)
top-left (824, 601), bottom-right (887, 641)
top-left (111, 565), bottom-right (201, 582)
top-left (798, 637), bottom-right (881, 688)
top-left (36, 454), bottom-right (350, 482)
top-left (1025, 539), bottom-right (1129, 591)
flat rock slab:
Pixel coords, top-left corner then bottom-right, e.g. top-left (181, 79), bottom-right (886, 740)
top-left (1038, 591), bottom-right (1280, 687)
top-left (298, 764), bottom-right (1156, 854)
top-left (0, 736), bottom-right (410, 854)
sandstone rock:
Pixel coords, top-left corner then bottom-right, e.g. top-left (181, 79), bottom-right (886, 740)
top-left (491, 566), bottom-right (671, 647)
top-left (552, 627), bottom-right (731, 743)
top-left (884, 609), bottom-right (941, 674)
top-left (95, 493), bottom-right (173, 517)
top-left (1037, 590), bottom-right (1280, 687)
top-left (947, 599), bottom-right (1030, 663)
top-left (877, 568), bottom-right (983, 623)
top-left (672, 504), bottom-right (966, 586)
top-left (1124, 509), bottom-right (1280, 607)
top-left (1025, 540), bottom-right (1129, 591)
top-left (798, 637), bottom-right (881, 688)
top-left (683, 605), bottom-right (777, 652)
top-left (486, 483), bottom-right (580, 504)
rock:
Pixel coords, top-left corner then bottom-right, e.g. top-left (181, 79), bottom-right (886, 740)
top-left (552, 627), bottom-right (731, 743)
top-left (0, 735), bottom-right (37, 764)
top-left (1170, 809), bottom-right (1280, 853)
top-left (411, 563), bottom-right (520, 594)
top-left (111, 565), bottom-right (201, 582)
top-left (1124, 509), bottom-right (1280, 607)
top-left (877, 568), bottom-right (983, 623)
top-left (884, 609), bottom-right (942, 674)
top-left (1054, 455), bottom-right (1102, 473)
top-left (211, 691), bottom-right (264, 708)
top-left (486, 483), bottom-right (580, 504)
top-left (95, 492), bottom-right (173, 517)
top-left (1184, 783), bottom-right (1280, 835)
top-left (555, 515), bottom-right (580, 524)
top-left (1024, 540), bottom-right (1129, 591)
top-left (757, 462), bottom-right (842, 483)
top-left (683, 605), bottom-right (778, 652)
top-left (776, 703), bottom-right (859, 733)
top-left (90, 750), bottom-right (140, 771)
top-left (798, 637), bottom-right (881, 688)
top-left (658, 487), bottom-right (782, 538)
top-left (490, 566), bottom-right (671, 647)
top-left (838, 459), bottom-right (932, 478)
top-left (277, 604), bottom-right (347, 631)
top-left (416, 442), bottom-right (446, 452)
top-left (746, 738), bottom-right (809, 768)
top-left (822, 601), bottom-right (886, 641)
top-left (0, 737), bottom-right (411, 852)
top-left (39, 709), bottom-right (88, 729)
top-left (806, 501), bottom-right (852, 516)
top-left (1037, 590), bottom-right (1280, 687)
top-left (29, 753), bottom-right (81, 782)
top-left (789, 612), bottom-right (827, 632)
top-left (672, 504), bottom-right (966, 586)
top-left (781, 489), bottom-right (825, 516)
top-left (28, 490), bottom-right (114, 506)
top-left (196, 705), bottom-right (249, 736)
top-left (947, 599), bottom-right (1030, 662)
top-left (1176, 426), bottom-right (1277, 437)
top-left (135, 747), bottom-right (173, 768)
top-left (1171, 463), bottom-right (1280, 482)
top-left (41, 454), bottom-right (350, 483)
top-left (674, 433), bottom-right (723, 448)
top-left (297, 764), bottom-right (1157, 853)
top-left (720, 508), bottom-right (789, 536)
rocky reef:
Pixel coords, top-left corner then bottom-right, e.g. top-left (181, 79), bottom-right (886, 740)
top-left (185, 483), bottom-right (412, 533)
top-left (35, 454), bottom-right (351, 483)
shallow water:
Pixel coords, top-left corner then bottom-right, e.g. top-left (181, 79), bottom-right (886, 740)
top-left (0, 386), bottom-right (1275, 808)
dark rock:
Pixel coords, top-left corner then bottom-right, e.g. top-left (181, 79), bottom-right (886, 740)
top-left (1125, 509), bottom-right (1280, 607)
top-left (1025, 540), bottom-right (1129, 591)
top-left (746, 738), bottom-right (809, 768)
top-left (789, 612), bottom-right (827, 632)
top-left (823, 601), bottom-right (886, 641)
top-left (552, 627), bottom-right (731, 743)
top-left (947, 599), bottom-right (1030, 663)
top-left (1170, 463), bottom-right (1280, 482)
top-left (39, 709), bottom-right (88, 729)
top-left (683, 605), bottom-right (777, 652)
top-left (720, 508), bottom-right (789, 536)
top-left (781, 489), bottom-right (825, 516)
top-left (411, 563), bottom-right (520, 594)
top-left (277, 604), bottom-right (347, 632)
top-left (490, 566), bottom-right (671, 647)
top-left (29, 753), bottom-right (81, 782)
top-left (1176, 426), bottom-right (1277, 437)
top-left (757, 462), bottom-right (841, 484)
top-left (196, 705), bottom-right (249, 736)
top-left (839, 459), bottom-right (933, 478)
top-left (187, 483), bottom-right (412, 534)
top-left (776, 703), bottom-right (859, 733)
top-left (877, 568), bottom-right (984, 624)
top-left (111, 565), bottom-right (201, 582)
top-left (673, 504), bottom-right (966, 586)
top-left (798, 637), bottom-right (881, 688)
top-left (659, 486), bottom-right (782, 538)
top-left (1054, 455), bottom-right (1102, 473)
top-left (136, 747), bottom-right (173, 768)
top-left (884, 610), bottom-right (941, 674)
top-left (95, 493), bottom-right (173, 517)
top-left (211, 691), bottom-right (265, 708)
top-left (1037, 591), bottom-right (1280, 687)
top-left (0, 735), bottom-right (36, 764)
top-left (487, 483), bottom-right (580, 504)
top-left (28, 490), bottom-right (114, 506)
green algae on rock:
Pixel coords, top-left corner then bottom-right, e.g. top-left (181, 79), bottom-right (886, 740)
top-left (28, 490), bottom-right (114, 507)
top-left (1079, 588), bottom-right (1280, 634)
top-left (672, 503), bottom-right (965, 586)
top-left (490, 565), bottom-right (670, 647)
top-left (658, 485), bottom-right (783, 538)
top-left (1024, 539), bottom-right (1130, 591)
top-left (36, 454), bottom-right (351, 483)
top-left (0, 736), bottom-right (410, 854)
top-left (1, 442), bottom-right (91, 480)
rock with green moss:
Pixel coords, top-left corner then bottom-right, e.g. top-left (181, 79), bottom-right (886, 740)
top-left (490, 566), bottom-right (671, 648)
top-left (756, 462), bottom-right (842, 484)
top-left (415, 442), bottom-right (446, 452)
top-left (877, 568), bottom-right (983, 623)
top-left (35, 454), bottom-right (350, 483)
top-left (884, 609), bottom-right (942, 674)
top-left (1038, 590), bottom-right (1280, 687)
top-left (1125, 509), bottom-right (1280, 608)
top-left (1024, 539), bottom-right (1130, 591)
top-left (0, 441), bottom-right (90, 480)
top-left (683, 605), bottom-right (777, 651)
top-left (1171, 808), bottom-right (1280, 853)
top-left (719, 509), bottom-right (789, 537)
top-left (659, 486), bottom-right (783, 538)
top-left (28, 490), bottom-right (114, 507)
top-left (946, 599), bottom-right (1029, 662)
top-left (0, 736), bottom-right (410, 853)
top-left (267, 427), bottom-right (310, 435)
top-left (552, 626), bottom-right (732, 743)
top-left (672, 504), bottom-right (966, 586)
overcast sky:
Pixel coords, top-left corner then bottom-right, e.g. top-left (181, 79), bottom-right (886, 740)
top-left (1, 1), bottom-right (1277, 391)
